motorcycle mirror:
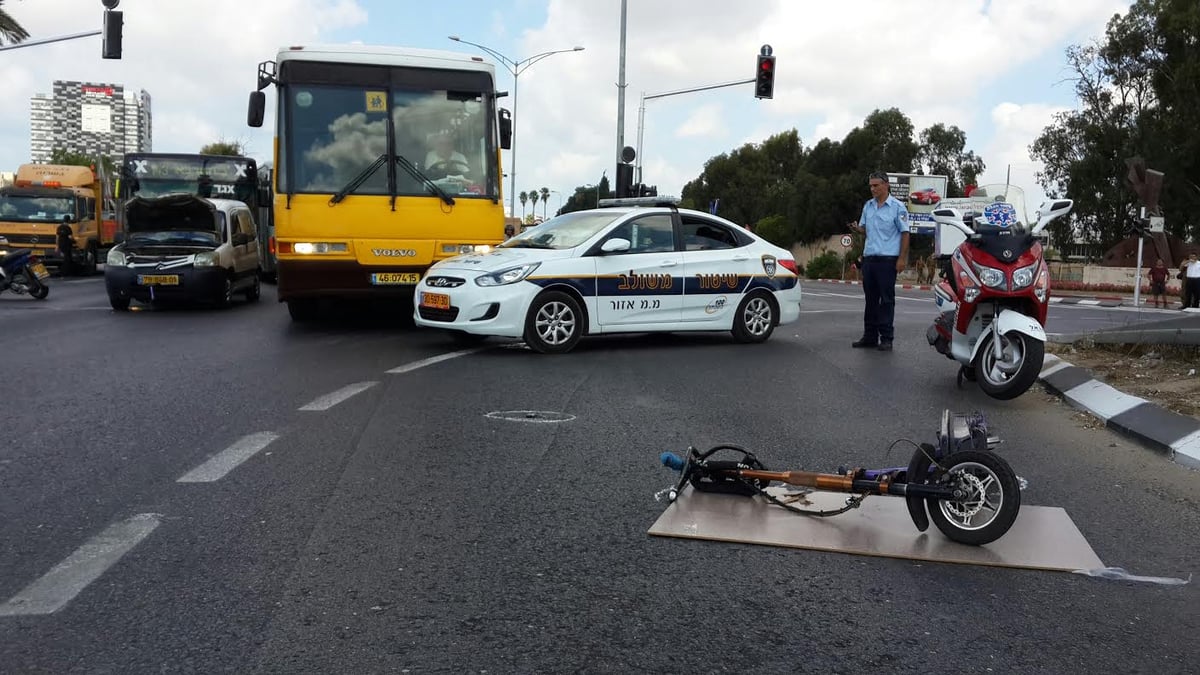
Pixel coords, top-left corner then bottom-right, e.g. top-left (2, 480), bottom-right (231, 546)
top-left (1032, 199), bottom-right (1074, 233)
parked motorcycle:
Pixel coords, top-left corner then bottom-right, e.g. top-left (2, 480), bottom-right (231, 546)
top-left (0, 246), bottom-right (51, 299)
top-left (927, 185), bottom-right (1073, 399)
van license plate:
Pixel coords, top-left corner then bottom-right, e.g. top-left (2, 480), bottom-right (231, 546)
top-left (371, 272), bottom-right (420, 285)
top-left (138, 275), bottom-right (180, 286)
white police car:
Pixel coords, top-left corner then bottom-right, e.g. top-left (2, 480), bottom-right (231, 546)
top-left (413, 196), bottom-right (802, 353)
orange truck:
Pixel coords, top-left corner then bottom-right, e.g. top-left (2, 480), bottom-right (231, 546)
top-left (0, 163), bottom-right (118, 275)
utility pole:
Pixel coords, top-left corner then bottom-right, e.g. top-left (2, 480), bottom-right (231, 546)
top-left (616, 0), bottom-right (627, 167)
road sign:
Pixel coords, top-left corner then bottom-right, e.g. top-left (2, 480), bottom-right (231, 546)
top-left (840, 235), bottom-right (852, 247)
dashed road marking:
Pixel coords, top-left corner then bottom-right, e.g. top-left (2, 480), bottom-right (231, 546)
top-left (298, 381), bottom-right (378, 411)
top-left (177, 432), bottom-right (280, 483)
top-left (386, 347), bottom-right (490, 374)
top-left (0, 514), bottom-right (161, 616)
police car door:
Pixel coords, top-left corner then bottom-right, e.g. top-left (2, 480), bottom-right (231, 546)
top-left (590, 213), bottom-right (683, 328)
top-left (679, 215), bottom-right (753, 323)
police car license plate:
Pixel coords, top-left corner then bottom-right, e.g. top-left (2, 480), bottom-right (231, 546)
top-left (30, 262), bottom-right (49, 280)
top-left (137, 275), bottom-right (180, 286)
top-left (420, 292), bottom-right (450, 309)
top-left (371, 272), bottom-right (421, 285)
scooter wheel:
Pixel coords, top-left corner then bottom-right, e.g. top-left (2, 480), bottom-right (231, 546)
top-left (974, 330), bottom-right (1044, 400)
top-left (927, 450), bottom-right (1020, 546)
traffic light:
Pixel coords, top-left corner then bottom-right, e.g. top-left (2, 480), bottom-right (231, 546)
top-left (755, 54), bottom-right (776, 100)
top-left (102, 9), bottom-right (123, 59)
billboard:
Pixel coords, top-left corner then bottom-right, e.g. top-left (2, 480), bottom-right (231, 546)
top-left (884, 172), bottom-right (949, 233)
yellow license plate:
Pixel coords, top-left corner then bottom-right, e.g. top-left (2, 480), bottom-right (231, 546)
top-left (137, 275), bottom-right (180, 286)
top-left (420, 292), bottom-right (451, 309)
top-left (31, 262), bottom-right (49, 280)
top-left (371, 272), bottom-right (421, 285)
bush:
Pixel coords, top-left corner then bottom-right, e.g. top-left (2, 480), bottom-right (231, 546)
top-left (805, 250), bottom-right (842, 280)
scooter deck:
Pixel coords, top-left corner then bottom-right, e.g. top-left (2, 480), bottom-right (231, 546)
top-left (648, 485), bottom-right (1103, 572)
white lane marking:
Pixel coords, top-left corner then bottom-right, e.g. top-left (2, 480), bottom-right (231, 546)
top-left (0, 514), bottom-right (161, 616)
top-left (298, 381), bottom-right (378, 411)
top-left (386, 347), bottom-right (490, 374)
top-left (177, 432), bottom-right (280, 483)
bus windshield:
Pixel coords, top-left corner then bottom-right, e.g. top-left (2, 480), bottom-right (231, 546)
top-left (283, 84), bottom-right (495, 199)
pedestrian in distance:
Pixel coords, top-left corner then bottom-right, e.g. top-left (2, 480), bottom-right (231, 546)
top-left (846, 171), bottom-right (910, 351)
top-left (1186, 253), bottom-right (1200, 309)
top-left (1147, 258), bottom-right (1169, 308)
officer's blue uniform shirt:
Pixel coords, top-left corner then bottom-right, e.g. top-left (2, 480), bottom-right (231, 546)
top-left (860, 195), bottom-right (908, 256)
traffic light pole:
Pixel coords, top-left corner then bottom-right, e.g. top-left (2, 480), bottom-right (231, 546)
top-left (634, 78), bottom-right (753, 186)
top-left (0, 30), bottom-right (100, 51)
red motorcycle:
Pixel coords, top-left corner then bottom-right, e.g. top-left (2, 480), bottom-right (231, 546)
top-left (927, 185), bottom-right (1073, 400)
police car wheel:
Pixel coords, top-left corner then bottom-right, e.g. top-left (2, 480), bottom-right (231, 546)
top-left (524, 291), bottom-right (583, 354)
top-left (731, 291), bottom-right (775, 343)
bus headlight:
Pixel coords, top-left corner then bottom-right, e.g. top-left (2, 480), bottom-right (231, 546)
top-left (289, 242), bottom-right (348, 254)
top-left (475, 262), bottom-right (539, 286)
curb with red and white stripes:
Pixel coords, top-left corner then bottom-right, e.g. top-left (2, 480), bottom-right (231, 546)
top-left (812, 279), bottom-right (1127, 307)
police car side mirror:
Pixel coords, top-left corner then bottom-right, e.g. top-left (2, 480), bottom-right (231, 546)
top-left (600, 238), bottom-right (631, 253)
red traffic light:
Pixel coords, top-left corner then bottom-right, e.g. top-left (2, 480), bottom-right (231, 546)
top-left (761, 60), bottom-right (773, 71)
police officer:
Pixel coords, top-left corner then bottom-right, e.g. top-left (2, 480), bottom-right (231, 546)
top-left (56, 219), bottom-right (76, 277)
top-left (846, 171), bottom-right (909, 351)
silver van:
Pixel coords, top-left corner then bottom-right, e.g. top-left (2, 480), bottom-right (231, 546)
top-left (105, 195), bottom-right (261, 310)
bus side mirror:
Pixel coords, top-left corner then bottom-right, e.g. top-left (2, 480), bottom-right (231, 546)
top-left (248, 91), bottom-right (266, 128)
top-left (498, 109), bottom-right (512, 150)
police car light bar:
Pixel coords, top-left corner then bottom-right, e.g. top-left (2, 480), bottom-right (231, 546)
top-left (597, 196), bottom-right (681, 208)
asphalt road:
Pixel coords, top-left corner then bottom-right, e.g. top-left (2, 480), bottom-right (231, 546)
top-left (1, 276), bottom-right (1196, 674)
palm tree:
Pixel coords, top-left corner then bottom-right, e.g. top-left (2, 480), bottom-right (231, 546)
top-left (527, 189), bottom-right (539, 222)
top-left (0, 0), bottom-right (31, 45)
top-left (519, 191), bottom-right (528, 220)
top-left (540, 187), bottom-right (550, 219)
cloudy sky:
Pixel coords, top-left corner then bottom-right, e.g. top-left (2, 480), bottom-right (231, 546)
top-left (2, 0), bottom-right (1132, 215)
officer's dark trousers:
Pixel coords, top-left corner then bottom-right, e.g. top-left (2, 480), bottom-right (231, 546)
top-left (862, 255), bottom-right (899, 343)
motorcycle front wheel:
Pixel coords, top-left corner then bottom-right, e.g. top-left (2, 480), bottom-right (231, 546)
top-left (927, 450), bottom-right (1021, 546)
top-left (973, 329), bottom-right (1044, 400)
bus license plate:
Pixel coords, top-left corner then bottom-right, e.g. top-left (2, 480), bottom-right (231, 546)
top-left (30, 262), bottom-right (49, 280)
top-left (138, 275), bottom-right (180, 286)
top-left (420, 292), bottom-right (450, 309)
top-left (370, 272), bottom-right (420, 285)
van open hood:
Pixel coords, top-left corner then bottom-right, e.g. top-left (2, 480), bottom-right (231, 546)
top-left (125, 194), bottom-right (220, 233)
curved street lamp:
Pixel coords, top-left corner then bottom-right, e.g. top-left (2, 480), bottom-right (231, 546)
top-left (449, 35), bottom-right (584, 221)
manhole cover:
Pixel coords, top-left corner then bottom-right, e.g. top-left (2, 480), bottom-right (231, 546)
top-left (485, 410), bottom-right (576, 423)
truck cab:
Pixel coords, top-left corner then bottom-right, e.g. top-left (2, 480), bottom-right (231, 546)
top-left (0, 164), bottom-right (111, 275)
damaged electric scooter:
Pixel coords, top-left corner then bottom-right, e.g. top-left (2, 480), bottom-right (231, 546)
top-left (660, 410), bottom-right (1021, 546)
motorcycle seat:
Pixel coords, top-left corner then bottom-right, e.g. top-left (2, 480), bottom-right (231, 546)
top-left (0, 249), bottom-right (32, 265)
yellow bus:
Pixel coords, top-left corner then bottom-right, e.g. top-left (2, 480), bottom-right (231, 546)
top-left (247, 44), bottom-right (512, 321)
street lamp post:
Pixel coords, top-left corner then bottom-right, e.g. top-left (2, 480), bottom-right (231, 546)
top-left (449, 36), bottom-right (584, 222)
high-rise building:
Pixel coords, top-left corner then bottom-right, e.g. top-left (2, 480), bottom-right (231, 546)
top-left (29, 80), bottom-right (152, 164)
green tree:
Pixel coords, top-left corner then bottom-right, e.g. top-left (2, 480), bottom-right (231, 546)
top-left (48, 148), bottom-right (116, 178)
top-left (540, 187), bottom-right (551, 218)
top-left (0, 0), bottom-right (30, 46)
top-left (915, 123), bottom-right (987, 196)
top-left (200, 140), bottom-right (246, 156)
top-left (559, 174), bottom-right (611, 214)
top-left (518, 191), bottom-right (528, 219)
top-left (527, 189), bottom-right (539, 219)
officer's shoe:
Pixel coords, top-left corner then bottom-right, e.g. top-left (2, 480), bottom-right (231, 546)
top-left (852, 338), bottom-right (878, 348)
top-left (877, 342), bottom-right (894, 352)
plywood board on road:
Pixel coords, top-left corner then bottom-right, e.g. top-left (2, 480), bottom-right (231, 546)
top-left (648, 485), bottom-right (1104, 572)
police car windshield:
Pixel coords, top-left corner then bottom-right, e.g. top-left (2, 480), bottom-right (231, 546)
top-left (500, 211), bottom-right (624, 250)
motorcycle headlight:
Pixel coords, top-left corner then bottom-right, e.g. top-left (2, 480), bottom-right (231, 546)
top-left (475, 262), bottom-right (540, 287)
top-left (1012, 261), bottom-right (1038, 289)
top-left (194, 251), bottom-right (220, 268)
top-left (975, 263), bottom-right (1005, 289)
top-left (106, 248), bottom-right (127, 266)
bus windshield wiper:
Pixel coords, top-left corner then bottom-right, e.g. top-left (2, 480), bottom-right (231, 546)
top-left (329, 154), bottom-right (388, 206)
top-left (393, 154), bottom-right (455, 206)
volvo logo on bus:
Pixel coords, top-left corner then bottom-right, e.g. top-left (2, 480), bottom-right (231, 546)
top-left (372, 248), bottom-right (417, 257)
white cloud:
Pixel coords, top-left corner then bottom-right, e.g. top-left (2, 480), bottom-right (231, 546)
top-left (0, 0), bottom-right (1133, 210)
top-left (977, 101), bottom-right (1072, 216)
top-left (0, 0), bottom-right (367, 164)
